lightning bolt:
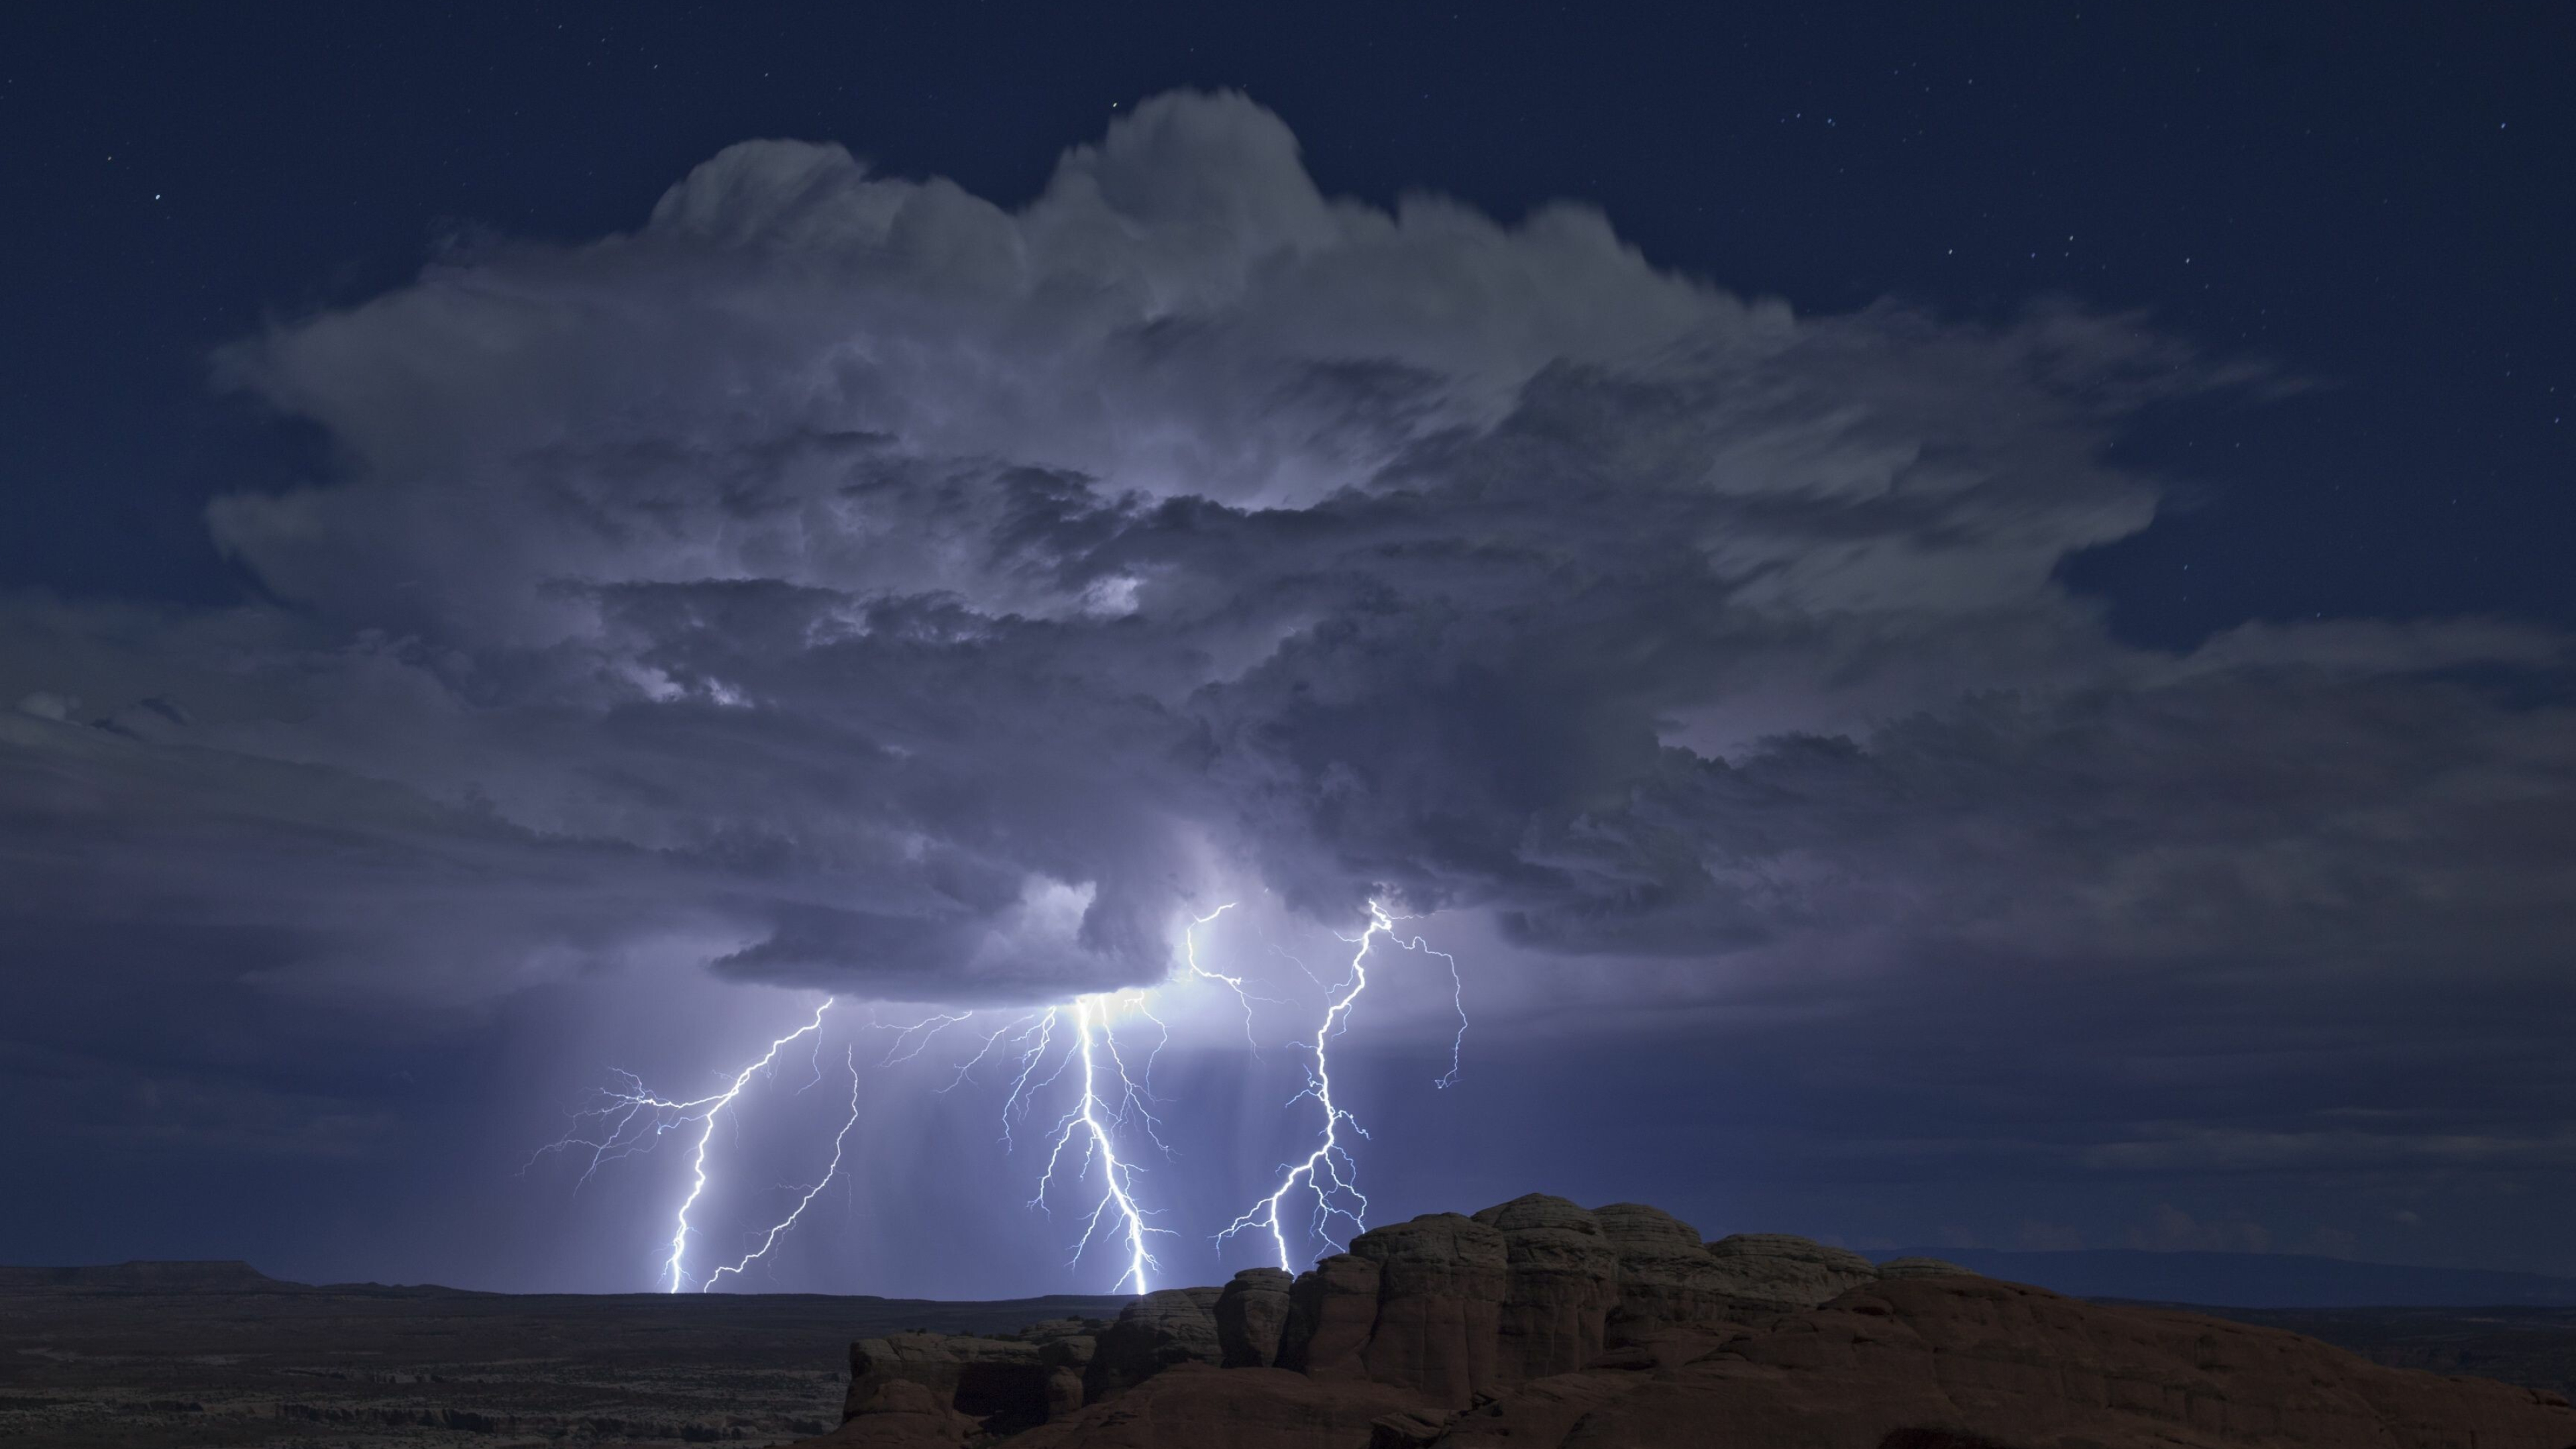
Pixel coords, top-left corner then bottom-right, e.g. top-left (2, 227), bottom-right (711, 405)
top-left (659, 998), bottom-right (835, 1292)
top-left (535, 902), bottom-right (1467, 1294)
top-left (704, 1042), bottom-right (863, 1290)
top-left (530, 996), bottom-right (835, 1292)
top-left (1215, 901), bottom-right (1470, 1270)
top-left (1379, 910), bottom-right (1469, 1089)
top-left (1218, 904), bottom-right (1387, 1271)
top-left (1184, 902), bottom-right (1274, 1049)
top-left (1022, 995), bottom-right (1169, 1292)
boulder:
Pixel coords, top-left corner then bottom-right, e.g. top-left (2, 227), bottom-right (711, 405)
top-left (1036, 1333), bottom-right (1097, 1418)
top-left (1466, 1194), bottom-right (1619, 1381)
top-left (1703, 1231), bottom-right (1880, 1307)
top-left (840, 1332), bottom-right (1051, 1440)
top-left (1215, 1267), bottom-right (1295, 1368)
top-left (1084, 1286), bottom-right (1225, 1402)
top-left (1044, 1366), bottom-right (1085, 1422)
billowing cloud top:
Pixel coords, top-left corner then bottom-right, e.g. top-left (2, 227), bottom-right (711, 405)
top-left (5, 91), bottom-right (2569, 1018)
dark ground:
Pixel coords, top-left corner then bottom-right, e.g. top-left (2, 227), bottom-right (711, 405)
top-left (0, 1263), bottom-right (1126, 1448)
top-left (5, 1263), bottom-right (2573, 1448)
top-left (2188, 1303), bottom-right (2576, 1404)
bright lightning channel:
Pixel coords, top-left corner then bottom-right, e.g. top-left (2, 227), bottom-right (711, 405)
top-left (1220, 903), bottom-right (1382, 1271)
top-left (1212, 901), bottom-right (1471, 1270)
top-left (659, 998), bottom-right (835, 1292)
top-left (1020, 996), bottom-right (1170, 1292)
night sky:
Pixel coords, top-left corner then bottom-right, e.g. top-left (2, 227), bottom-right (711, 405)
top-left (4, 3), bottom-right (2571, 1296)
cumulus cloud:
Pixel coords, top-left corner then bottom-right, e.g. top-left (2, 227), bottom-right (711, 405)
top-left (3, 89), bottom-right (2569, 1034)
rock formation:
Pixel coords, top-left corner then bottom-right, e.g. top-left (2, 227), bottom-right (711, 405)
top-left (805, 1196), bottom-right (2576, 1448)
top-left (834, 1316), bottom-right (1108, 1444)
top-left (1083, 1287), bottom-right (1225, 1402)
top-left (1703, 1230), bottom-right (1881, 1308)
top-left (1341, 1213), bottom-right (1508, 1407)
top-left (1591, 1199), bottom-right (1725, 1328)
top-left (1468, 1194), bottom-right (1619, 1381)
top-left (1215, 1268), bottom-right (1295, 1368)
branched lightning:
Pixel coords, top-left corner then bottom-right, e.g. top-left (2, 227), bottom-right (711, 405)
top-left (1218, 901), bottom-right (1470, 1269)
top-left (537, 900), bottom-right (1468, 1294)
top-left (875, 1010), bottom-right (973, 1066)
top-left (659, 998), bottom-right (835, 1292)
top-left (531, 996), bottom-right (834, 1292)
top-left (999, 1009), bottom-right (1063, 1150)
top-left (704, 1043), bottom-right (863, 1289)
top-left (1022, 996), bottom-right (1169, 1292)
top-left (1185, 903), bottom-right (1277, 1050)
top-left (1219, 904), bottom-right (1388, 1270)
top-left (1379, 910), bottom-right (1470, 1089)
top-left (938, 1016), bottom-right (1031, 1093)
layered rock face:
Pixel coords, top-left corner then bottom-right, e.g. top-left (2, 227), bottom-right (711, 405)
top-left (1591, 1199), bottom-right (1726, 1328)
top-left (1085, 1286), bottom-right (1225, 1402)
top-left (1273, 1199), bottom-right (1916, 1409)
top-left (1343, 1214), bottom-right (1509, 1406)
top-left (1470, 1194), bottom-right (1621, 1382)
top-left (809, 1195), bottom-right (2576, 1448)
top-left (1704, 1230), bottom-right (1880, 1309)
top-left (1215, 1268), bottom-right (1294, 1369)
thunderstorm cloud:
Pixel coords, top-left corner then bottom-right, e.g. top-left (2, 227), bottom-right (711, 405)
top-left (5, 92), bottom-right (2571, 1189)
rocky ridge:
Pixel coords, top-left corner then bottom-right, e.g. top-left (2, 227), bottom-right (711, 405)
top-left (805, 1194), bottom-right (2576, 1448)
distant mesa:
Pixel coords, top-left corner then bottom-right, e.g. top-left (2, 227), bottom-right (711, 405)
top-left (0, 1259), bottom-right (290, 1291)
top-left (1868, 1244), bottom-right (2576, 1309)
top-left (802, 1193), bottom-right (2576, 1448)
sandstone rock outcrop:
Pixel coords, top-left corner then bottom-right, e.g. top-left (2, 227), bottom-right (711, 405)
top-left (829, 1317), bottom-right (1109, 1446)
top-left (809, 1194), bottom-right (2576, 1448)
top-left (1084, 1287), bottom-right (1225, 1401)
top-left (1467, 1194), bottom-right (1619, 1382)
top-left (1216, 1267), bottom-right (1295, 1368)
top-left (1591, 1199), bottom-right (1727, 1329)
top-left (1277, 1251), bottom-right (1382, 1378)
top-left (1341, 1213), bottom-right (1507, 1407)
top-left (1703, 1230), bottom-right (1880, 1308)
